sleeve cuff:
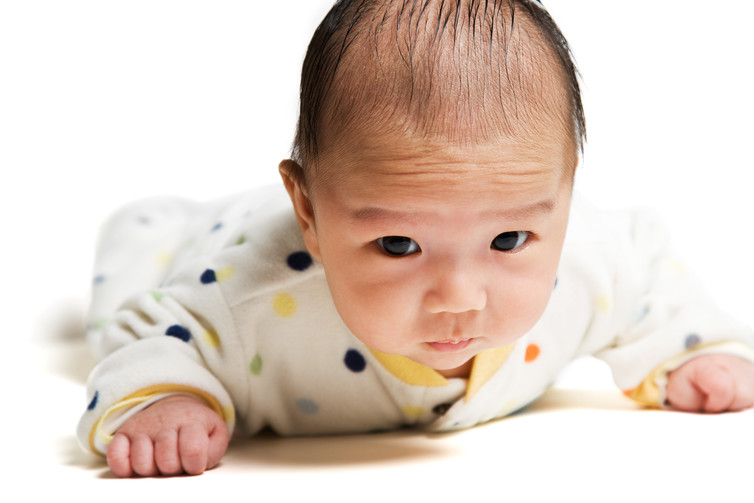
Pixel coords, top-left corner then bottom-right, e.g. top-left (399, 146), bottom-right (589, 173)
top-left (623, 341), bottom-right (754, 407)
top-left (87, 384), bottom-right (235, 456)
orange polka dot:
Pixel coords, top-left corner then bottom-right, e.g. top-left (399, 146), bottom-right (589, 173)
top-left (525, 344), bottom-right (540, 362)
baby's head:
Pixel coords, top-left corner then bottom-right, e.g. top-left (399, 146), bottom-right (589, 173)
top-left (281, 0), bottom-right (584, 376)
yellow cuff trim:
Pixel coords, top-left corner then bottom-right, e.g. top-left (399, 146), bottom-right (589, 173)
top-left (88, 384), bottom-right (232, 456)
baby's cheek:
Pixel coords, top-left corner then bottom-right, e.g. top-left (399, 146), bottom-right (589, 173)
top-left (329, 281), bottom-right (409, 343)
top-left (496, 279), bottom-right (551, 333)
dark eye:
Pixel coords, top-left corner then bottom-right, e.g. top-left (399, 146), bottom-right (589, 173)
top-left (376, 236), bottom-right (421, 257)
top-left (491, 231), bottom-right (530, 252)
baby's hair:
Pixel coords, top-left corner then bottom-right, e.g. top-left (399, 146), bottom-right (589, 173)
top-left (290, 0), bottom-right (585, 187)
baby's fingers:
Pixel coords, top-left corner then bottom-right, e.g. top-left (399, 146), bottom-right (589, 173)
top-left (694, 364), bottom-right (735, 413)
top-left (129, 433), bottom-right (159, 477)
top-left (178, 423), bottom-right (210, 475)
top-left (666, 357), bottom-right (738, 413)
top-left (154, 430), bottom-right (182, 476)
top-left (107, 433), bottom-right (134, 478)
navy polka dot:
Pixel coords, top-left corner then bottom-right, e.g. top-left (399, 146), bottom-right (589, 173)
top-left (200, 269), bottom-right (217, 284)
top-left (287, 251), bottom-right (313, 271)
top-left (166, 324), bottom-right (192, 342)
top-left (685, 333), bottom-right (702, 350)
top-left (87, 391), bottom-right (99, 411)
top-left (344, 349), bottom-right (367, 373)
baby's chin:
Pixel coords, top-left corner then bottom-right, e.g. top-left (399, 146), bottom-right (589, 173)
top-left (412, 343), bottom-right (479, 374)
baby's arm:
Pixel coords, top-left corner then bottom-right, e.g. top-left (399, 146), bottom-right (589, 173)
top-left (666, 354), bottom-right (754, 413)
top-left (107, 396), bottom-right (229, 477)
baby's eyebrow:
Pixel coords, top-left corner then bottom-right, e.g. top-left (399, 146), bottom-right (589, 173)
top-left (349, 199), bottom-right (556, 222)
top-left (492, 199), bottom-right (556, 221)
top-left (349, 207), bottom-right (411, 223)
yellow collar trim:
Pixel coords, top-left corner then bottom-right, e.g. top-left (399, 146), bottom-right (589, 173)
top-left (368, 343), bottom-right (515, 401)
top-left (368, 349), bottom-right (450, 387)
top-left (465, 344), bottom-right (515, 401)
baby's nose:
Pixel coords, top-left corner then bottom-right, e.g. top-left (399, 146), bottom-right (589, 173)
top-left (423, 264), bottom-right (487, 314)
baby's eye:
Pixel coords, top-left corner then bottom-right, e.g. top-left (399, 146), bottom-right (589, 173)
top-left (376, 236), bottom-right (421, 257)
top-left (491, 231), bottom-right (530, 252)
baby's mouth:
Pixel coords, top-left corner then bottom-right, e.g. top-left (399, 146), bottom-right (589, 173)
top-left (427, 338), bottom-right (472, 352)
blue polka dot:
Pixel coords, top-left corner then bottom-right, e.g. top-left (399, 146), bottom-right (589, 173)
top-left (287, 251), bottom-right (313, 271)
top-left (685, 333), bottom-right (702, 350)
top-left (136, 216), bottom-right (151, 225)
top-left (296, 398), bottom-right (319, 415)
top-left (93, 274), bottom-right (106, 285)
top-left (166, 324), bottom-right (192, 342)
top-left (87, 391), bottom-right (99, 411)
top-left (200, 269), bottom-right (217, 284)
top-left (553, 277), bottom-right (559, 290)
top-left (211, 222), bottom-right (223, 232)
top-left (344, 349), bottom-right (367, 373)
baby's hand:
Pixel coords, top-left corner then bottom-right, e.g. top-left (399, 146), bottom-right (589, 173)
top-left (666, 354), bottom-right (754, 413)
top-left (106, 395), bottom-right (229, 477)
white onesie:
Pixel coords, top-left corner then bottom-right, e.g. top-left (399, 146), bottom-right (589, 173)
top-left (77, 185), bottom-right (754, 455)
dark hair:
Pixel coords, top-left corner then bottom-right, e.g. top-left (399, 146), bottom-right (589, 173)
top-left (291, 0), bottom-right (585, 185)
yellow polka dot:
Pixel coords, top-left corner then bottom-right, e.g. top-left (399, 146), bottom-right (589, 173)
top-left (202, 330), bottom-right (221, 348)
top-left (216, 266), bottom-right (235, 282)
top-left (665, 258), bottom-right (687, 274)
top-left (401, 405), bottom-right (424, 419)
top-left (155, 252), bottom-right (173, 266)
top-left (595, 294), bottom-right (612, 313)
top-left (273, 292), bottom-right (297, 318)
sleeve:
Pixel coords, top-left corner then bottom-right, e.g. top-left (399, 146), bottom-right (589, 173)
top-left (590, 208), bottom-right (754, 407)
top-left (77, 268), bottom-right (239, 456)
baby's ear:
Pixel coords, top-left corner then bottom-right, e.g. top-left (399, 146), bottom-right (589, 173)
top-left (279, 160), bottom-right (321, 261)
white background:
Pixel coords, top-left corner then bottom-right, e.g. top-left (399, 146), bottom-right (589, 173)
top-left (2, 0), bottom-right (752, 332)
top-left (1, 0), bottom-right (752, 498)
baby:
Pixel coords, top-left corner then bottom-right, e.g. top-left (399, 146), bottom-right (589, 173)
top-left (78, 0), bottom-right (754, 477)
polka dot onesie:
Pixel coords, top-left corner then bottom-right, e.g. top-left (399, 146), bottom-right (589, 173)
top-left (77, 185), bottom-right (754, 455)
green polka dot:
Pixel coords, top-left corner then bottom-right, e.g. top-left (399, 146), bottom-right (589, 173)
top-left (151, 291), bottom-right (165, 302)
top-left (236, 235), bottom-right (246, 245)
top-left (250, 353), bottom-right (263, 376)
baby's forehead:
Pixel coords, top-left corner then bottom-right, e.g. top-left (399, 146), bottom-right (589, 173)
top-left (316, 128), bottom-right (573, 196)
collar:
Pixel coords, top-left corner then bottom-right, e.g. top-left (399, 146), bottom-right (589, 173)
top-left (369, 344), bottom-right (515, 402)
